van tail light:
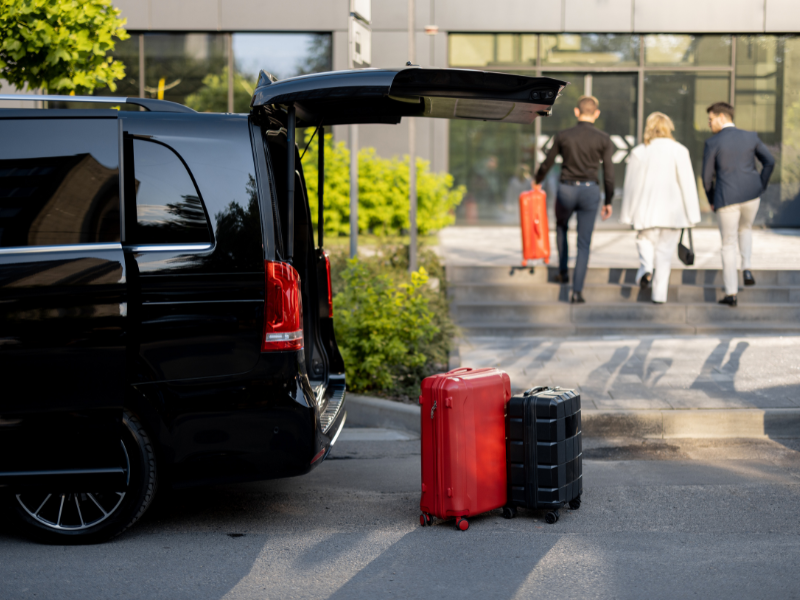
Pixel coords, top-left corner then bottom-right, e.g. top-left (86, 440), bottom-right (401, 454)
top-left (262, 260), bottom-right (303, 352)
top-left (323, 252), bottom-right (333, 318)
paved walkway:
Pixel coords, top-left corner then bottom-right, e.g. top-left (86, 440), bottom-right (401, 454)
top-left (458, 334), bottom-right (800, 411)
top-left (439, 226), bottom-right (800, 269)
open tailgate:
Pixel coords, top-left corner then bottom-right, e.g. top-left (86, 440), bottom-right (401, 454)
top-left (250, 67), bottom-right (567, 126)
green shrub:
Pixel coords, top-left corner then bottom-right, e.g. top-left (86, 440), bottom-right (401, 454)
top-left (332, 246), bottom-right (455, 400)
top-left (300, 131), bottom-right (465, 238)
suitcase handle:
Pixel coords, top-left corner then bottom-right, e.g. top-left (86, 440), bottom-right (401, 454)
top-left (523, 386), bottom-right (550, 396)
top-left (447, 367), bottom-right (473, 375)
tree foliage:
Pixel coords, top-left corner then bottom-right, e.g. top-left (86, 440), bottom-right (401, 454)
top-left (301, 130), bottom-right (465, 237)
top-left (0, 0), bottom-right (129, 93)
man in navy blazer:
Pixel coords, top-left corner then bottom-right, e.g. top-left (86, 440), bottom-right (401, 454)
top-left (702, 102), bottom-right (775, 307)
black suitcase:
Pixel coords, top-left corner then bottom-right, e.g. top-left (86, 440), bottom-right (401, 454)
top-left (503, 386), bottom-right (582, 524)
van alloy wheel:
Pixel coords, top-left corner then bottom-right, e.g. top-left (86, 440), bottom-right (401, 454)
top-left (15, 443), bottom-right (129, 531)
top-left (11, 411), bottom-right (157, 544)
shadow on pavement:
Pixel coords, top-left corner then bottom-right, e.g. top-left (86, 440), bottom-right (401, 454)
top-left (327, 522), bottom-right (557, 600)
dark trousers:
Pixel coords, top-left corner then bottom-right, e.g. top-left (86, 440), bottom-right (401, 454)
top-left (556, 182), bottom-right (600, 293)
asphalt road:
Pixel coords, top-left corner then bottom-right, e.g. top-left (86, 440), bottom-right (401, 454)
top-left (2, 432), bottom-right (800, 600)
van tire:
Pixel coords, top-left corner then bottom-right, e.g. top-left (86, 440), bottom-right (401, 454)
top-left (12, 410), bottom-right (158, 544)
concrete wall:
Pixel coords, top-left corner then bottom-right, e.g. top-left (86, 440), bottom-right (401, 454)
top-left (114, 0), bottom-right (351, 31)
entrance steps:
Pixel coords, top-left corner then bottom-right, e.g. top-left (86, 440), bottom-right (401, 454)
top-left (448, 266), bottom-right (800, 337)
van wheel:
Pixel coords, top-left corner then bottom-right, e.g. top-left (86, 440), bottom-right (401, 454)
top-left (12, 410), bottom-right (157, 544)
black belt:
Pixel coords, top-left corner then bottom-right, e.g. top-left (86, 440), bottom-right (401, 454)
top-left (560, 180), bottom-right (596, 187)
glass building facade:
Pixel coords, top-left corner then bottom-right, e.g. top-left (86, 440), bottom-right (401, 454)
top-left (70, 32), bottom-right (332, 113)
top-left (449, 33), bottom-right (800, 228)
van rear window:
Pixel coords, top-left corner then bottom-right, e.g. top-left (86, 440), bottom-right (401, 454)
top-left (0, 119), bottom-right (120, 248)
top-left (129, 139), bottom-right (212, 245)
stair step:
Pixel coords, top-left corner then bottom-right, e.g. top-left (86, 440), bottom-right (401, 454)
top-left (450, 284), bottom-right (799, 304)
top-left (448, 265), bottom-right (800, 334)
top-left (447, 265), bottom-right (800, 286)
top-left (454, 302), bottom-right (800, 324)
top-left (458, 320), bottom-right (800, 337)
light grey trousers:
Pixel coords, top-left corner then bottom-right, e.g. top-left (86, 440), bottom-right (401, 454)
top-left (636, 228), bottom-right (682, 303)
top-left (716, 197), bottom-right (760, 296)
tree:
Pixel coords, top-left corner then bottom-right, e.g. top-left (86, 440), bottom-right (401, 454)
top-left (0, 0), bottom-right (129, 93)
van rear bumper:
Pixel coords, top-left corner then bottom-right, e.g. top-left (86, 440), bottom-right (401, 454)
top-left (131, 350), bottom-right (346, 488)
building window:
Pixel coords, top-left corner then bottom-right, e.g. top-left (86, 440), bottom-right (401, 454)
top-left (540, 34), bottom-right (639, 67)
top-left (644, 71), bottom-right (731, 216)
top-left (448, 31), bottom-right (800, 227)
top-left (53, 31), bottom-right (333, 114)
top-left (230, 33), bottom-right (332, 112)
top-left (449, 34), bottom-right (537, 67)
top-left (735, 36), bottom-right (800, 223)
top-left (644, 34), bottom-right (731, 67)
top-left (144, 33), bottom-right (228, 108)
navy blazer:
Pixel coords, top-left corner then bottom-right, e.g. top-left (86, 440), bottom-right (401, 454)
top-left (702, 127), bottom-right (775, 210)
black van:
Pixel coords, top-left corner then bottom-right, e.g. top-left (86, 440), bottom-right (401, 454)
top-left (0, 67), bottom-right (565, 543)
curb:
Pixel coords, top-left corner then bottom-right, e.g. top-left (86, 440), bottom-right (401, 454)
top-left (346, 394), bottom-right (800, 439)
top-left (346, 394), bottom-right (421, 434)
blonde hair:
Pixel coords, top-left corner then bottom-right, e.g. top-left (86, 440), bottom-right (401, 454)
top-left (644, 112), bottom-right (675, 145)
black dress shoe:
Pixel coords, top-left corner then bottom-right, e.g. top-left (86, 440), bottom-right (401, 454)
top-left (743, 270), bottom-right (756, 286)
top-left (571, 292), bottom-right (585, 304)
top-left (555, 271), bottom-right (569, 284)
top-left (719, 295), bottom-right (738, 307)
top-left (640, 273), bottom-right (652, 291)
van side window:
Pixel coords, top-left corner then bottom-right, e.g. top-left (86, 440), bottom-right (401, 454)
top-left (131, 139), bottom-right (212, 245)
top-left (0, 119), bottom-right (120, 248)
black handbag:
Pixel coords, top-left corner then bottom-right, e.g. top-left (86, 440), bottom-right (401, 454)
top-left (678, 228), bottom-right (695, 266)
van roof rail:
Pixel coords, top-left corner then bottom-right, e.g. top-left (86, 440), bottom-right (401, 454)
top-left (0, 94), bottom-right (196, 114)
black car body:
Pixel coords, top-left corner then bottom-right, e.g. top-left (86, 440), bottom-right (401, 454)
top-left (0, 67), bottom-right (565, 542)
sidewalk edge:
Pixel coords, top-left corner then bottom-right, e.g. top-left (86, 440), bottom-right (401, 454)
top-left (346, 395), bottom-right (800, 438)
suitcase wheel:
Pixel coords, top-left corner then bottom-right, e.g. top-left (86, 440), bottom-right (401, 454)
top-left (456, 517), bottom-right (469, 531)
top-left (419, 514), bottom-right (426, 527)
top-left (569, 496), bottom-right (581, 510)
top-left (502, 506), bottom-right (517, 520)
top-left (545, 510), bottom-right (559, 524)
top-left (420, 513), bottom-right (434, 527)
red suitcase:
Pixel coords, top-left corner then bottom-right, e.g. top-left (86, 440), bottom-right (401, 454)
top-left (519, 185), bottom-right (551, 265)
top-left (419, 367), bottom-right (511, 531)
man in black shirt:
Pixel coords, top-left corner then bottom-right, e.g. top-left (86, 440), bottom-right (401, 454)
top-left (535, 95), bottom-right (615, 303)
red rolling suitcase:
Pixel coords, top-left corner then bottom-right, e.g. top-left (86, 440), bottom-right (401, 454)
top-left (419, 367), bottom-right (511, 531)
top-left (519, 185), bottom-right (550, 265)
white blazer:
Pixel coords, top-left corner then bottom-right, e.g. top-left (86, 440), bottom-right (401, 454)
top-left (620, 138), bottom-right (702, 230)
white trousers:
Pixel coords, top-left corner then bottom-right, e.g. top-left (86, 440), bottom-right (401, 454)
top-left (716, 197), bottom-right (760, 296)
top-left (636, 228), bottom-right (682, 303)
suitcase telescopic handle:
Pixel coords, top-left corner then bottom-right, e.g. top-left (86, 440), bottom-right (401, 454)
top-left (523, 386), bottom-right (550, 396)
top-left (447, 367), bottom-right (473, 375)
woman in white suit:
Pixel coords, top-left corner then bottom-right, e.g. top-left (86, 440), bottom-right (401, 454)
top-left (621, 112), bottom-right (702, 303)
